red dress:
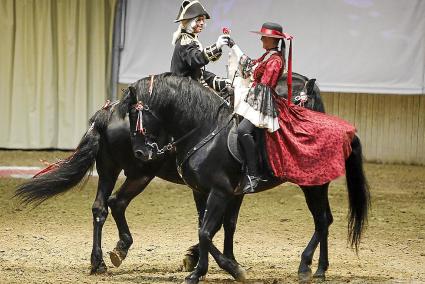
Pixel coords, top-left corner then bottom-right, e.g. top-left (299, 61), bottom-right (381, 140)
top-left (249, 52), bottom-right (356, 186)
top-left (265, 102), bottom-right (355, 186)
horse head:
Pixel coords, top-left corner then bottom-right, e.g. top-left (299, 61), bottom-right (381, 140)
top-left (127, 85), bottom-right (171, 162)
top-left (295, 78), bottom-right (324, 111)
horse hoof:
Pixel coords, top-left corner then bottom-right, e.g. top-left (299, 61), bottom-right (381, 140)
top-left (234, 264), bottom-right (247, 282)
top-left (298, 270), bottom-right (312, 283)
top-left (313, 269), bottom-right (326, 281)
top-left (90, 262), bottom-right (107, 274)
top-left (182, 254), bottom-right (197, 272)
top-left (109, 249), bottom-right (124, 267)
top-left (183, 276), bottom-right (200, 284)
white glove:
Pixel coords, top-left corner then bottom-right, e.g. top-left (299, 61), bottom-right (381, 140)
top-left (232, 44), bottom-right (244, 61)
top-left (216, 35), bottom-right (229, 49)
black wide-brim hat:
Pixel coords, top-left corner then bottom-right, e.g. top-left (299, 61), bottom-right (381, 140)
top-left (250, 22), bottom-right (293, 39)
top-left (175, 0), bottom-right (210, 23)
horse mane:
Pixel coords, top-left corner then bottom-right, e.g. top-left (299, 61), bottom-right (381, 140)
top-left (116, 88), bottom-right (133, 119)
top-left (82, 73), bottom-right (227, 141)
top-left (118, 73), bottom-right (229, 125)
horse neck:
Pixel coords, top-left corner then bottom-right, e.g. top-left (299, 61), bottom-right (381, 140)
top-left (164, 106), bottom-right (229, 144)
top-left (156, 90), bottom-right (231, 158)
top-left (155, 80), bottom-right (229, 136)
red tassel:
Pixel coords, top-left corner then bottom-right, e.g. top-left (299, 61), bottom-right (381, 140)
top-left (33, 162), bottom-right (61, 178)
top-left (287, 39), bottom-right (293, 105)
top-left (135, 110), bottom-right (145, 134)
top-left (33, 151), bottom-right (77, 178)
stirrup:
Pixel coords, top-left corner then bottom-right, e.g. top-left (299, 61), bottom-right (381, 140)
top-left (242, 175), bottom-right (261, 194)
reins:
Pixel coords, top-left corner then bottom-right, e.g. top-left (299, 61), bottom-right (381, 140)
top-left (144, 126), bottom-right (200, 156)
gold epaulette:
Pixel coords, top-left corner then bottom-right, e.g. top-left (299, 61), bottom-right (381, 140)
top-left (180, 33), bottom-right (195, 45)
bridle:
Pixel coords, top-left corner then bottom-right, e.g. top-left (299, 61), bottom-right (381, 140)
top-left (294, 80), bottom-right (309, 107)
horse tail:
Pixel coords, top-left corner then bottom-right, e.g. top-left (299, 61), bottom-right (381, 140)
top-left (345, 135), bottom-right (371, 252)
top-left (15, 109), bottom-right (109, 206)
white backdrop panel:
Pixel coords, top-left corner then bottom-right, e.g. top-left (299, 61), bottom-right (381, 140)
top-left (119, 0), bottom-right (425, 94)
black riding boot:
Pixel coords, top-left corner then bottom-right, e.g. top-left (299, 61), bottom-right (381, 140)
top-left (238, 120), bottom-right (261, 193)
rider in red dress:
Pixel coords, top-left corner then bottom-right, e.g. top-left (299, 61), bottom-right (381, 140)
top-left (230, 22), bottom-right (356, 193)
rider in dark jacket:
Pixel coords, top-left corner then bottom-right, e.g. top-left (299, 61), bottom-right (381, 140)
top-left (170, 0), bottom-right (230, 92)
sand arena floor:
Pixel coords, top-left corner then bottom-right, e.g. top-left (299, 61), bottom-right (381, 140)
top-left (0, 151), bottom-right (424, 283)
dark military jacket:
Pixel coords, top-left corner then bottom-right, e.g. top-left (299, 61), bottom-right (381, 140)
top-left (170, 30), bottom-right (228, 92)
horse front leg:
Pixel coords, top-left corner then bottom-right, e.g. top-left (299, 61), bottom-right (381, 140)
top-left (90, 172), bottom-right (119, 274)
top-left (205, 195), bottom-right (247, 282)
top-left (219, 195), bottom-right (246, 281)
top-left (185, 191), bottom-right (246, 281)
top-left (107, 176), bottom-right (153, 267)
top-left (223, 195), bottom-right (244, 260)
top-left (299, 184), bottom-right (331, 282)
top-left (185, 189), bottom-right (230, 284)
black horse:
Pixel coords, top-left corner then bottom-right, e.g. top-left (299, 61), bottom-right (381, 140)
top-left (127, 73), bottom-right (370, 284)
top-left (14, 72), bottom-right (322, 278)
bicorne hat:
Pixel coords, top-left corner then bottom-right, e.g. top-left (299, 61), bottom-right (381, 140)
top-left (250, 22), bottom-right (293, 39)
top-left (175, 0), bottom-right (210, 23)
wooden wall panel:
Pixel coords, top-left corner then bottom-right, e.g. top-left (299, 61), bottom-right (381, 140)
top-left (321, 93), bottom-right (425, 165)
top-left (417, 96), bottom-right (425, 163)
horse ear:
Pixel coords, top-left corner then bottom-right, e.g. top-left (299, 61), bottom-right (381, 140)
top-left (128, 86), bottom-right (137, 104)
top-left (306, 79), bottom-right (316, 94)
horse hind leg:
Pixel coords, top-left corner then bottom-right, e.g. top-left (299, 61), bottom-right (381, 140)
top-left (108, 176), bottom-right (153, 267)
top-left (181, 190), bottom-right (206, 272)
top-left (90, 170), bottom-right (120, 274)
top-left (298, 184), bottom-right (331, 282)
top-left (314, 193), bottom-right (333, 280)
top-left (298, 231), bottom-right (319, 281)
